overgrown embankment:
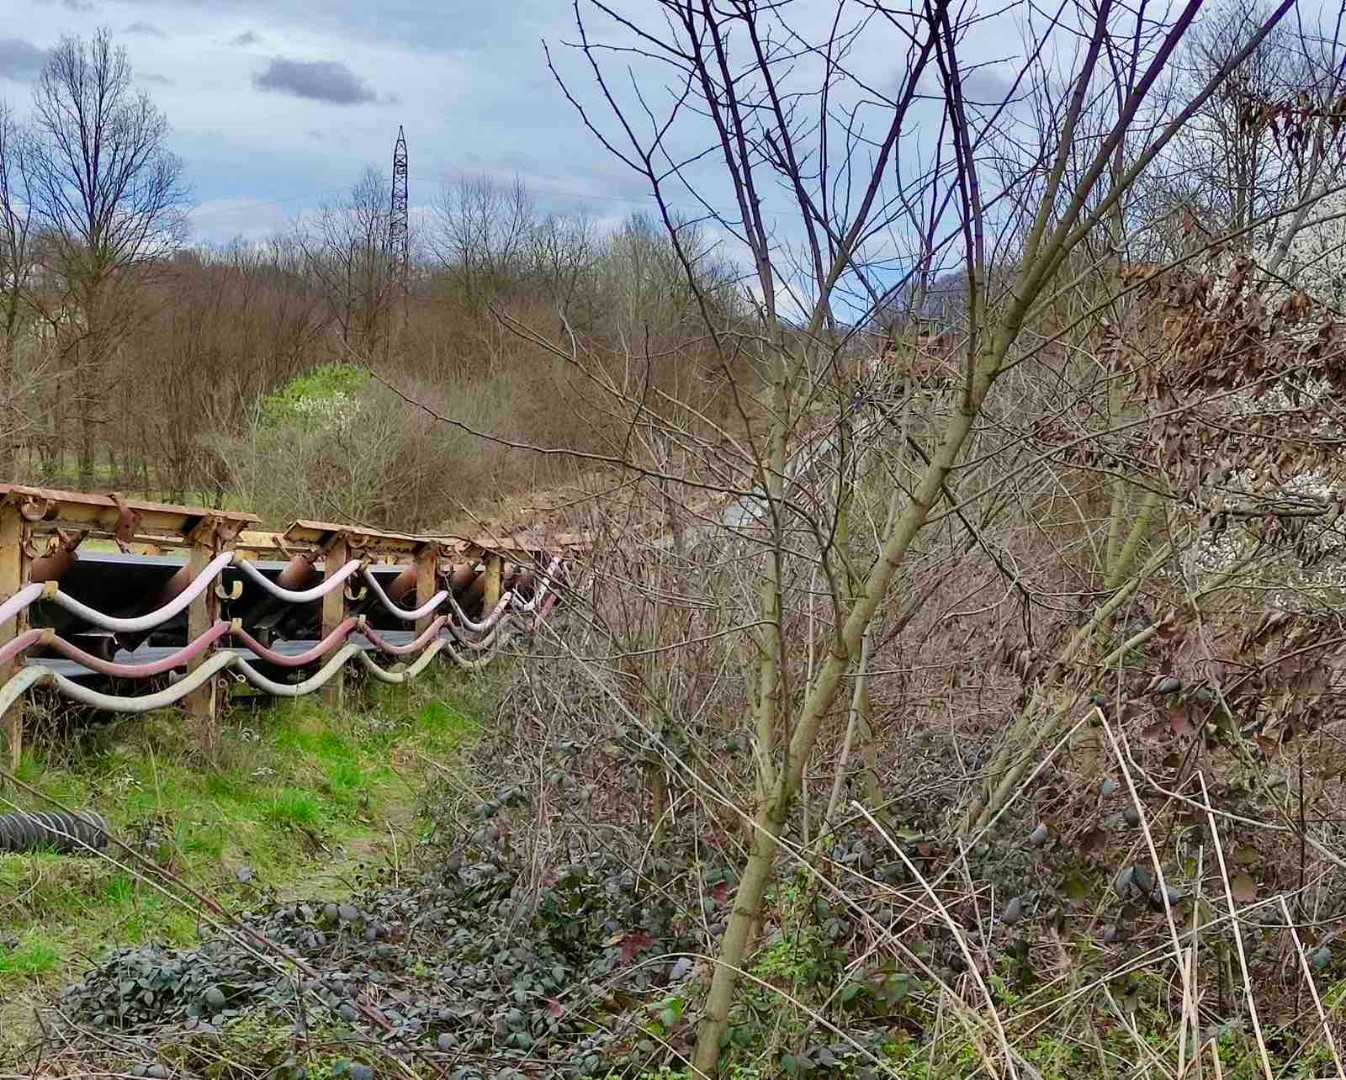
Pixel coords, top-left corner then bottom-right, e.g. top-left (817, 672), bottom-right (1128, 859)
top-left (0, 672), bottom-right (486, 1053)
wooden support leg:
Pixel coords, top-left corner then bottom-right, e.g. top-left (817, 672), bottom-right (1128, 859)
top-left (185, 530), bottom-right (221, 757)
top-left (0, 504), bottom-right (26, 774)
top-left (483, 553), bottom-right (503, 610)
top-left (322, 537), bottom-right (350, 706)
top-left (414, 543), bottom-right (438, 637)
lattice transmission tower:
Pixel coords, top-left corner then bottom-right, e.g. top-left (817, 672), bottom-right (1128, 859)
top-left (388, 126), bottom-right (409, 291)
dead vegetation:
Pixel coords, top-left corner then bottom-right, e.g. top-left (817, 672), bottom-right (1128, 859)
top-left (13, 2), bottom-right (1346, 1079)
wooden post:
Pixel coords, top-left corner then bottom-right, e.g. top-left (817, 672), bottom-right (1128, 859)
top-left (414, 542), bottom-right (438, 636)
top-left (321, 536), bottom-right (350, 705)
top-left (483, 552), bottom-right (503, 610)
top-left (184, 522), bottom-right (222, 755)
top-left (0, 503), bottom-right (26, 773)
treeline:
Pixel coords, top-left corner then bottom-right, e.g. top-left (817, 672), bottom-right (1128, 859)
top-left (0, 32), bottom-right (748, 528)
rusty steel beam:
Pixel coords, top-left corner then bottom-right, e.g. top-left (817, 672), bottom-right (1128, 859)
top-left (285, 519), bottom-right (436, 559)
top-left (0, 484), bottom-right (258, 546)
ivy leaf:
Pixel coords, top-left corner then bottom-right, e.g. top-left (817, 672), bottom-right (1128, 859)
top-left (619, 930), bottom-right (655, 963)
top-left (1230, 874), bottom-right (1257, 904)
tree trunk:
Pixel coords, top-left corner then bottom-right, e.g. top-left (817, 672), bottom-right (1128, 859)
top-left (692, 359), bottom-right (995, 1074)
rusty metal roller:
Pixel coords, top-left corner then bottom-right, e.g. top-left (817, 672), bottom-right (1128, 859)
top-left (446, 563), bottom-right (478, 596)
top-left (0, 809), bottom-right (109, 854)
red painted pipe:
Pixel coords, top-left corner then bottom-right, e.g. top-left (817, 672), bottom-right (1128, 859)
top-left (155, 562), bottom-right (193, 607)
top-left (277, 554), bottom-right (320, 591)
top-left (229, 618), bottom-right (358, 667)
top-left (0, 622), bottom-right (232, 677)
top-left (530, 591), bottom-right (559, 628)
top-left (360, 616), bottom-right (448, 656)
top-left (0, 629), bottom-right (44, 669)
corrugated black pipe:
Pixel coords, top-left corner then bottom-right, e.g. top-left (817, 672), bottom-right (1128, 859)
top-left (0, 809), bottom-right (109, 854)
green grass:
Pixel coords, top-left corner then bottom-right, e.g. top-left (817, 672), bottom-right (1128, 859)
top-left (0, 668), bottom-right (488, 1046)
top-left (0, 932), bottom-right (62, 976)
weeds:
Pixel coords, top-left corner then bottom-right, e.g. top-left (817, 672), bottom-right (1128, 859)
top-left (0, 668), bottom-right (490, 1050)
top-left (0, 933), bottom-right (62, 977)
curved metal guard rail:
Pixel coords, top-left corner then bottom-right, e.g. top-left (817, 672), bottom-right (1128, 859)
top-left (233, 643), bottom-right (366, 697)
top-left (0, 584), bottom-right (45, 630)
top-left (359, 616), bottom-right (448, 655)
top-left (509, 556), bottom-right (564, 615)
top-left (442, 636), bottom-right (509, 671)
top-left (0, 623), bottom-right (233, 677)
top-left (359, 566), bottom-right (448, 622)
top-left (46, 551), bottom-right (235, 633)
top-left (0, 552), bottom-right (556, 639)
top-left (0, 538), bottom-right (566, 738)
top-left (446, 591), bottom-right (513, 634)
top-left (0, 553), bottom-right (236, 634)
top-left (449, 617), bottom-right (514, 651)
top-left (229, 618), bottom-right (359, 667)
top-left (0, 653), bottom-right (237, 719)
top-left (0, 635), bottom-right (494, 718)
top-left (355, 638), bottom-right (447, 683)
top-left (0, 554), bottom-right (364, 637)
top-left (230, 555), bottom-right (363, 602)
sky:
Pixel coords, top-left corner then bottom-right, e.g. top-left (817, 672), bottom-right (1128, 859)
top-left (0, 0), bottom-right (664, 244)
top-left (2, 0), bottom-right (1314, 316)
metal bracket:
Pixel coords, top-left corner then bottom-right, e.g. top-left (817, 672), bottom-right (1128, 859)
top-left (188, 513), bottom-right (244, 550)
top-left (108, 492), bottom-right (141, 553)
top-left (18, 496), bottom-right (54, 523)
top-left (25, 526), bottom-right (87, 565)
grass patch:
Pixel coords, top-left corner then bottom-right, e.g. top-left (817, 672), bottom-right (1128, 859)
top-left (0, 666), bottom-right (490, 1047)
top-left (0, 933), bottom-right (62, 977)
top-left (260, 786), bottom-right (324, 828)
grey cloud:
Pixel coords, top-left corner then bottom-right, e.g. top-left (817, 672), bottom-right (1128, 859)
top-left (62, 0), bottom-right (95, 10)
top-left (229, 30), bottom-right (260, 46)
top-left (962, 68), bottom-right (1016, 104)
top-left (124, 21), bottom-right (165, 37)
top-left (253, 57), bottom-right (376, 105)
top-left (0, 38), bottom-right (47, 82)
top-left (141, 73), bottom-right (174, 85)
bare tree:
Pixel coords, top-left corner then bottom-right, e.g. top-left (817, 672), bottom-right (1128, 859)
top-left (1162, 0), bottom-right (1346, 264)
top-left (535, 2), bottom-right (1303, 1072)
top-left (0, 101), bottom-right (37, 472)
top-left (431, 174), bottom-right (538, 302)
top-left (299, 167), bottom-right (398, 360)
top-left (27, 27), bottom-right (185, 485)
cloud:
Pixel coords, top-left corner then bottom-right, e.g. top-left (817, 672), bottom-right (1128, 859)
top-left (0, 38), bottom-right (47, 82)
top-left (189, 196), bottom-right (294, 244)
top-left (124, 21), bottom-right (164, 37)
top-left (61, 0), bottom-right (94, 10)
top-left (253, 57), bottom-right (377, 105)
top-left (229, 30), bottom-right (260, 47)
top-left (141, 72), bottom-right (174, 85)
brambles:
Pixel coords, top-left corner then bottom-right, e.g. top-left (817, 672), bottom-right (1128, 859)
top-left (59, 808), bottom-right (701, 1074)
